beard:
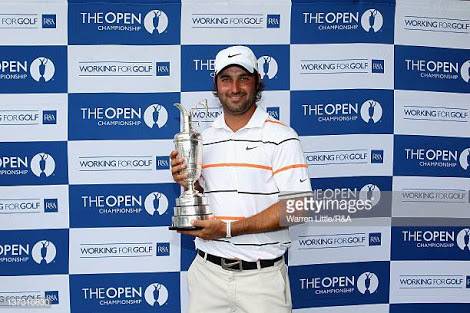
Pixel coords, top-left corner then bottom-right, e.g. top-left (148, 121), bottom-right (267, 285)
top-left (219, 92), bottom-right (256, 116)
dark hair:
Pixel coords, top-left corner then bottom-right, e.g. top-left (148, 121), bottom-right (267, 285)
top-left (212, 69), bottom-right (264, 103)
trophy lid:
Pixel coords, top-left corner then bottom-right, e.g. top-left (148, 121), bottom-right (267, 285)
top-left (174, 100), bottom-right (208, 134)
top-left (174, 103), bottom-right (192, 133)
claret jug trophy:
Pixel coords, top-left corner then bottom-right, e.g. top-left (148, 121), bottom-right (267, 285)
top-left (169, 102), bottom-right (212, 230)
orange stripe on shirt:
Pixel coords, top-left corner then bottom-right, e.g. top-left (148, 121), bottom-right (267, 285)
top-left (265, 119), bottom-right (285, 126)
top-left (202, 163), bottom-right (272, 171)
top-left (212, 216), bottom-right (245, 221)
top-left (273, 164), bottom-right (308, 175)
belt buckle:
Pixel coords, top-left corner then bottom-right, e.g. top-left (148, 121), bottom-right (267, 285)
top-left (221, 258), bottom-right (243, 271)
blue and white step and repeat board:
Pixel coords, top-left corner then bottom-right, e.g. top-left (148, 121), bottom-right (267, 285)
top-left (0, 0), bottom-right (469, 312)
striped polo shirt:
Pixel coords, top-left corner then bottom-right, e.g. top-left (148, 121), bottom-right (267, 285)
top-left (195, 106), bottom-right (312, 261)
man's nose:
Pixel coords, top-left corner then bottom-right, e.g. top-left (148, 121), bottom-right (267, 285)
top-left (230, 80), bottom-right (241, 93)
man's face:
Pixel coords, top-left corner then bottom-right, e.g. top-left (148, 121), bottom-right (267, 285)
top-left (215, 66), bottom-right (258, 115)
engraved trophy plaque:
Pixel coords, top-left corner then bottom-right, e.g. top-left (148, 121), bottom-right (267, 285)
top-left (169, 103), bottom-right (212, 230)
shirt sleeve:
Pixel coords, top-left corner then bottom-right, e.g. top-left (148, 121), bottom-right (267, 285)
top-left (271, 132), bottom-right (312, 193)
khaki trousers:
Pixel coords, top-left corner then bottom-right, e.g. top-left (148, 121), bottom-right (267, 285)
top-left (187, 254), bottom-right (292, 313)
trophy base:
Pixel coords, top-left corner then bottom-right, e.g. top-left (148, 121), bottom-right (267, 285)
top-left (168, 225), bottom-right (203, 231)
top-left (170, 213), bottom-right (212, 230)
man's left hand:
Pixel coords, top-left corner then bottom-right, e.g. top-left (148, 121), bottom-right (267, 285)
top-left (178, 218), bottom-right (226, 240)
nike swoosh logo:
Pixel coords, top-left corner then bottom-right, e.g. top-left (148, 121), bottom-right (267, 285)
top-left (300, 178), bottom-right (309, 183)
top-left (228, 53), bottom-right (241, 58)
top-left (246, 146), bottom-right (258, 151)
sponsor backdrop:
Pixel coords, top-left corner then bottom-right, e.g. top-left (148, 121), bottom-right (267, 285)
top-left (0, 0), bottom-right (469, 312)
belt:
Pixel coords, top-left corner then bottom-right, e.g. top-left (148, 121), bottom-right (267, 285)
top-left (197, 249), bottom-right (283, 271)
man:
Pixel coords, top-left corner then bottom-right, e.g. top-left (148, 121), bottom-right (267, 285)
top-left (170, 45), bottom-right (311, 313)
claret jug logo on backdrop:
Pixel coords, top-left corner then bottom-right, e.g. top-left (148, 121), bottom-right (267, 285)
top-left (459, 148), bottom-right (470, 170)
top-left (0, 229), bottom-right (68, 275)
top-left (69, 184), bottom-right (174, 227)
top-left (29, 57), bottom-right (55, 82)
top-left (290, 262), bottom-right (389, 308)
top-left (0, 239), bottom-right (56, 265)
top-left (0, 47), bottom-right (66, 93)
top-left (395, 46), bottom-right (470, 93)
top-left (81, 282), bottom-right (168, 306)
top-left (298, 271), bottom-right (379, 295)
top-left (359, 184), bottom-right (381, 207)
top-left (69, 4), bottom-right (179, 44)
top-left (69, 94), bottom-right (179, 140)
top-left (356, 272), bottom-right (379, 294)
top-left (0, 142), bottom-right (67, 186)
top-left (31, 240), bottom-right (57, 264)
top-left (143, 104), bottom-right (168, 128)
top-left (1, 57), bottom-right (55, 83)
top-left (182, 45), bottom-right (288, 91)
top-left (144, 192), bottom-right (168, 216)
top-left (307, 176), bottom-right (391, 218)
top-left (392, 227), bottom-right (470, 260)
top-left (291, 90), bottom-right (393, 136)
top-left (394, 136), bottom-right (470, 177)
top-left (313, 183), bottom-right (382, 209)
top-left (292, 3), bottom-right (393, 44)
top-left (457, 228), bottom-right (470, 251)
top-left (78, 8), bottom-right (168, 34)
top-left (461, 60), bottom-right (470, 83)
top-left (143, 10), bottom-right (169, 34)
top-left (144, 283), bottom-right (169, 306)
top-left (30, 153), bottom-right (56, 178)
top-left (70, 273), bottom-right (178, 312)
top-left (302, 99), bottom-right (382, 123)
top-left (360, 100), bottom-right (383, 123)
top-left (257, 55), bottom-right (278, 80)
top-left (360, 9), bottom-right (383, 33)
top-left (302, 9), bottom-right (383, 32)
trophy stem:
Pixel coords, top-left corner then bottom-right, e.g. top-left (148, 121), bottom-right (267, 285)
top-left (186, 182), bottom-right (196, 195)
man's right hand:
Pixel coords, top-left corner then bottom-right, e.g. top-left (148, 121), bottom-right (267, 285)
top-left (170, 150), bottom-right (188, 189)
